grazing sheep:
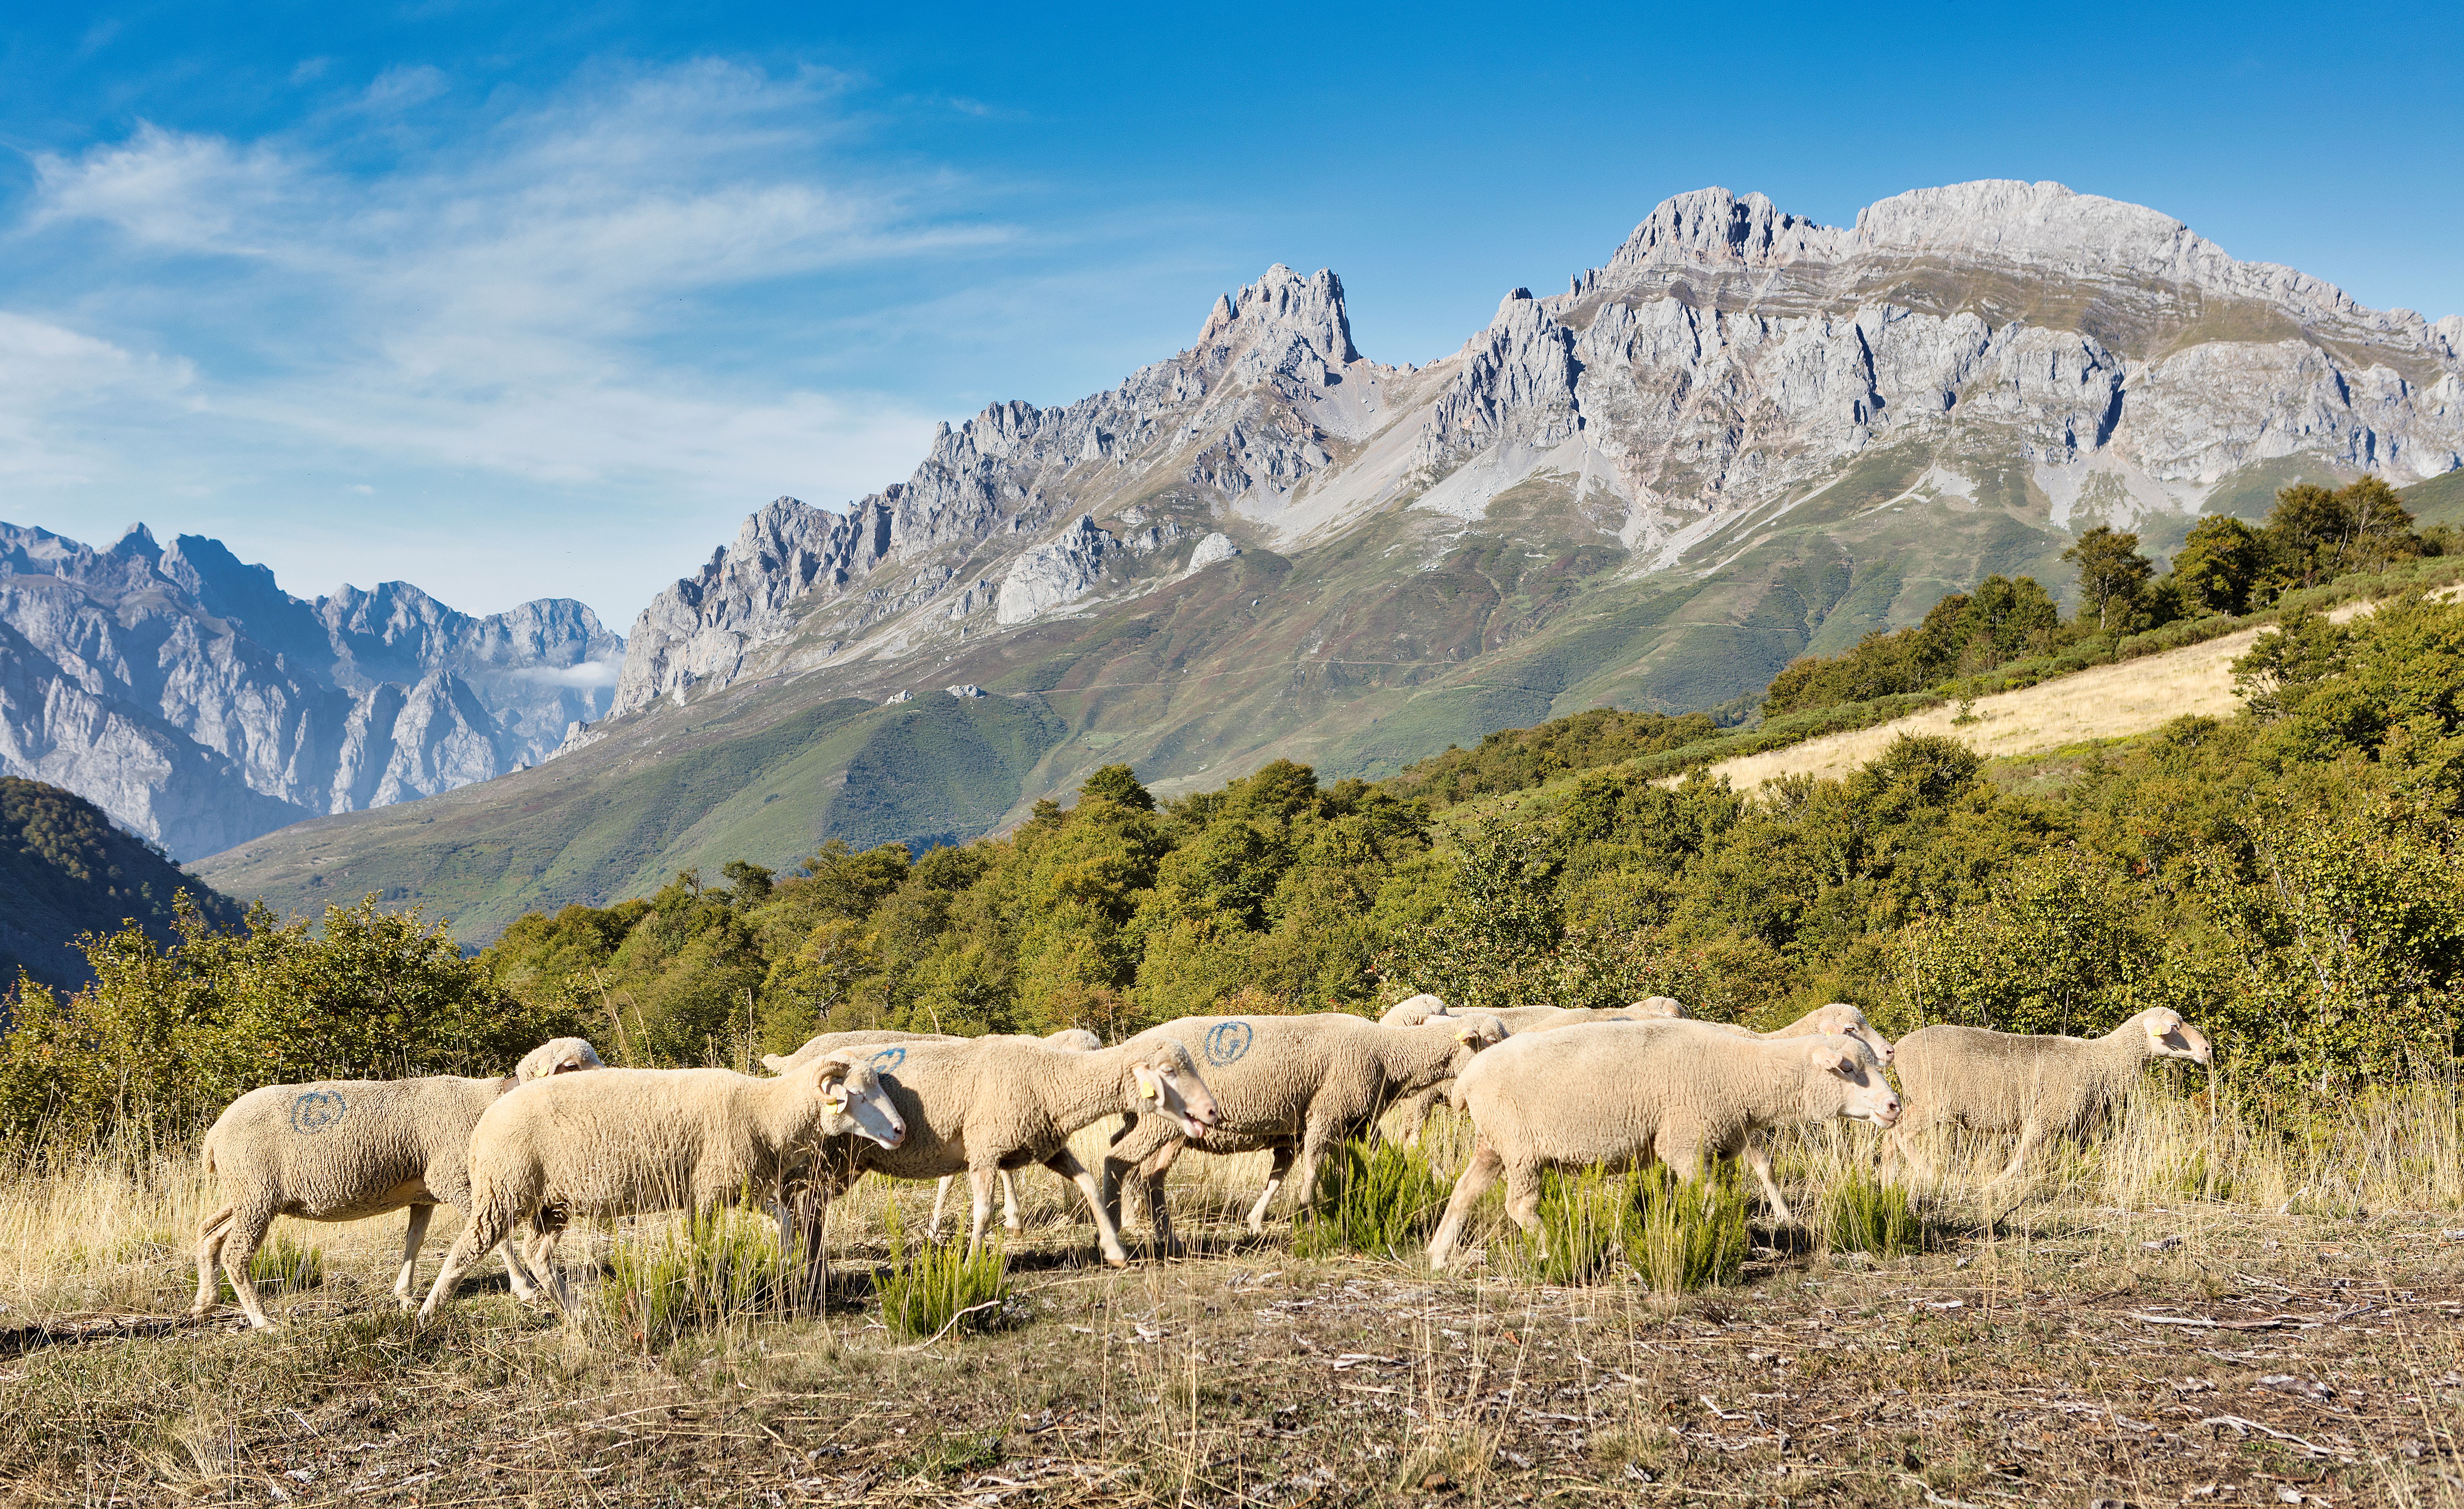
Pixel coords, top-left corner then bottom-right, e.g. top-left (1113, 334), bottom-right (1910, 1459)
top-left (1426, 1022), bottom-right (1901, 1267)
top-left (1880, 1008), bottom-right (2213, 1186)
top-left (818, 1035), bottom-right (1218, 1266)
top-left (1102, 1012), bottom-right (1509, 1250)
top-left (415, 1053), bottom-right (907, 1321)
top-left (1629, 996), bottom-right (1689, 1018)
top-left (1377, 993), bottom-right (1450, 1027)
top-left (762, 1027), bottom-right (1106, 1234)
top-left (189, 1037), bottom-right (604, 1330)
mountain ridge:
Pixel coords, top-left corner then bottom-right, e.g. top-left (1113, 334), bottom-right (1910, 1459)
top-left (194, 179), bottom-right (2462, 936)
top-left (0, 522), bottom-right (625, 858)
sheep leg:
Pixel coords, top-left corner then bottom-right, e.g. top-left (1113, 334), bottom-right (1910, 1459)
top-left (1740, 1142), bottom-right (1794, 1224)
top-left (1991, 1120), bottom-right (2048, 1187)
top-left (966, 1166), bottom-right (998, 1254)
top-left (393, 1204), bottom-right (436, 1306)
top-left (1287, 1120), bottom-right (1344, 1216)
top-left (216, 1204), bottom-right (280, 1330)
top-left (499, 1227), bottom-right (544, 1302)
top-left (788, 1181), bottom-right (833, 1312)
top-left (417, 1202), bottom-right (517, 1325)
top-left (1099, 1116), bottom-right (1179, 1240)
top-left (928, 1176), bottom-right (954, 1242)
top-left (1143, 1139), bottom-right (1187, 1257)
top-left (190, 1204), bottom-right (236, 1318)
top-left (1041, 1147), bottom-right (1129, 1267)
top-left (1245, 1145), bottom-right (1296, 1235)
top-left (1502, 1166), bottom-right (1546, 1248)
top-left (1880, 1124), bottom-right (1938, 1185)
top-left (1396, 1084), bottom-right (1446, 1148)
top-left (1001, 1170), bottom-right (1022, 1232)
top-left (1427, 1139), bottom-right (1505, 1268)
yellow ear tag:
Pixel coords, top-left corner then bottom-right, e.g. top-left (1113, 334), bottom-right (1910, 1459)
top-left (1139, 1079), bottom-right (1159, 1100)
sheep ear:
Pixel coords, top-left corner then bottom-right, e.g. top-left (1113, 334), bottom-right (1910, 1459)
top-left (1134, 1066), bottom-right (1161, 1100)
top-left (1818, 1045), bottom-right (1860, 1077)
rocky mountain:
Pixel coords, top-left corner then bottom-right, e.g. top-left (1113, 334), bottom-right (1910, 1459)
top-left (0, 524), bottom-right (624, 858)
top-left (198, 180), bottom-right (2462, 938)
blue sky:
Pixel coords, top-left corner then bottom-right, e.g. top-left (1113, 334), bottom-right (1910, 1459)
top-left (3, 1), bottom-right (2459, 626)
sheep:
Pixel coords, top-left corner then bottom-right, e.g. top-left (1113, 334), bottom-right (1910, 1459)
top-left (816, 1034), bottom-right (1219, 1267)
top-left (1385, 1000), bottom-right (1686, 1144)
top-left (1712, 1002), bottom-right (1894, 1065)
top-left (416, 1052), bottom-right (908, 1321)
top-left (761, 1026), bottom-right (1106, 1234)
top-left (1377, 992), bottom-right (1450, 1027)
top-left (1879, 1008), bottom-right (2212, 1186)
top-left (189, 1037), bottom-right (604, 1330)
top-left (1100, 1012), bottom-right (1509, 1251)
top-left (1425, 1021), bottom-right (1901, 1267)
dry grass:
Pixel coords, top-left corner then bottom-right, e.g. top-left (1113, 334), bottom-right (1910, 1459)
top-left (5, 1090), bottom-right (2464, 1506)
top-left (1706, 597), bottom-right (2397, 791)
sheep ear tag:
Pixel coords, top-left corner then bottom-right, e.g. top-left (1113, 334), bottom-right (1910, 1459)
top-left (1137, 1070), bottom-right (1160, 1101)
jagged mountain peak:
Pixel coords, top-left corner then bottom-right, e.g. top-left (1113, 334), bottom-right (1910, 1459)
top-left (0, 520), bottom-right (623, 857)
top-left (1195, 263), bottom-right (1358, 369)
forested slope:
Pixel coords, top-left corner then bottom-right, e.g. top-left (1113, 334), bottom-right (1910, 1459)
top-left (0, 779), bottom-right (243, 991)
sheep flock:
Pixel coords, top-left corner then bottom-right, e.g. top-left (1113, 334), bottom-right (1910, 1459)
top-left (186, 997), bottom-right (2214, 1331)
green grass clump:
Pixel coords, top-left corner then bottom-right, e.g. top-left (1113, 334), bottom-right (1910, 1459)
top-left (602, 1208), bottom-right (788, 1345)
top-left (219, 1231), bottom-right (324, 1302)
top-left (876, 1205), bottom-right (1010, 1341)
top-left (1295, 1140), bottom-right (1449, 1261)
top-left (1628, 1166), bottom-right (1748, 1292)
top-left (1817, 1167), bottom-right (1922, 1258)
top-left (1512, 1165), bottom-right (1747, 1290)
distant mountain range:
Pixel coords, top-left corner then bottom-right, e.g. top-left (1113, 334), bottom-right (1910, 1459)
top-left (0, 524), bottom-right (622, 858)
top-left (139, 179), bottom-right (2464, 936)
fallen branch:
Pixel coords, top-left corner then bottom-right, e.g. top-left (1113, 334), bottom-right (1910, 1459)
top-left (2199, 1414), bottom-right (2356, 1460)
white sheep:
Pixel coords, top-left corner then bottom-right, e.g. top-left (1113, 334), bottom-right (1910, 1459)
top-left (1376, 993), bottom-right (1450, 1027)
top-left (761, 1026), bottom-right (1105, 1234)
top-left (1880, 1008), bottom-right (2212, 1186)
top-left (820, 1034), bottom-right (1219, 1266)
top-left (1712, 1002), bottom-right (1894, 1064)
top-left (1101, 1012), bottom-right (1509, 1250)
top-left (1426, 1021), bottom-right (1902, 1267)
top-left (415, 1052), bottom-right (908, 1321)
top-left (189, 1037), bottom-right (603, 1330)
top-left (1385, 1000), bottom-right (1687, 1144)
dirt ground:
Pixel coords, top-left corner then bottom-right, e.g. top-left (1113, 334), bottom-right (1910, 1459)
top-left (7, 1200), bottom-right (2461, 1508)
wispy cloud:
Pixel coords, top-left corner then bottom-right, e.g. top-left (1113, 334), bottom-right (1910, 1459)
top-left (0, 58), bottom-right (1031, 613)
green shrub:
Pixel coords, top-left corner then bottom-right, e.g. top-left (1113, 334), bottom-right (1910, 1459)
top-left (1518, 1168), bottom-right (1631, 1285)
top-left (602, 1208), bottom-right (787, 1345)
top-left (1628, 1165), bottom-right (1748, 1292)
top-left (1295, 1139), bottom-right (1450, 1261)
top-left (876, 1205), bottom-right (1010, 1341)
top-left (1816, 1167), bottom-right (1922, 1258)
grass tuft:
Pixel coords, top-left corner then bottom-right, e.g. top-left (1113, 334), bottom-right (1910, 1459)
top-left (1295, 1139), bottom-right (1449, 1261)
top-left (1628, 1165), bottom-right (1748, 1292)
top-left (220, 1230), bottom-right (323, 1302)
top-left (877, 1204), bottom-right (1010, 1341)
top-left (601, 1207), bottom-right (787, 1346)
top-left (1817, 1166), bottom-right (1923, 1258)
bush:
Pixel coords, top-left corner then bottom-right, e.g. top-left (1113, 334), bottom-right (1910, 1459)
top-left (876, 1205), bottom-right (1010, 1341)
top-left (0, 896), bottom-right (583, 1158)
top-left (1295, 1140), bottom-right (1449, 1261)
top-left (1816, 1167), bottom-right (1922, 1258)
top-left (602, 1208), bottom-right (788, 1347)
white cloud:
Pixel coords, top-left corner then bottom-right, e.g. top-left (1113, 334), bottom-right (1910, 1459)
top-left (0, 59), bottom-right (1015, 612)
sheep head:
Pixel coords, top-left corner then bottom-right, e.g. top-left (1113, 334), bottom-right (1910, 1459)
top-left (1045, 1027), bottom-right (1104, 1052)
top-left (1129, 1040), bottom-right (1218, 1141)
top-left (2136, 1009), bottom-right (2213, 1067)
top-left (1808, 1003), bottom-right (1893, 1065)
top-left (803, 1054), bottom-right (907, 1150)
top-left (1806, 1036), bottom-right (1901, 1128)
top-left (1443, 1012), bottom-right (1510, 1069)
top-left (1627, 996), bottom-right (1688, 1019)
top-left (514, 1037), bottom-right (606, 1080)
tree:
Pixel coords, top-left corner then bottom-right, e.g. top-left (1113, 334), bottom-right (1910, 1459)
top-left (2167, 515), bottom-right (2267, 616)
top-left (2062, 526), bottom-right (2154, 631)
top-left (1078, 763), bottom-right (1155, 811)
top-left (2263, 476), bottom-right (2418, 589)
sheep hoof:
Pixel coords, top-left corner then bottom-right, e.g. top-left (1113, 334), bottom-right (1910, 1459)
top-left (1104, 1254), bottom-right (1130, 1269)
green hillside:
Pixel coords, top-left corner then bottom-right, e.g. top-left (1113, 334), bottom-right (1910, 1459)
top-left (0, 778), bottom-right (244, 991)
top-left (2403, 467), bottom-right (2464, 527)
top-left (197, 688), bottom-right (1065, 941)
